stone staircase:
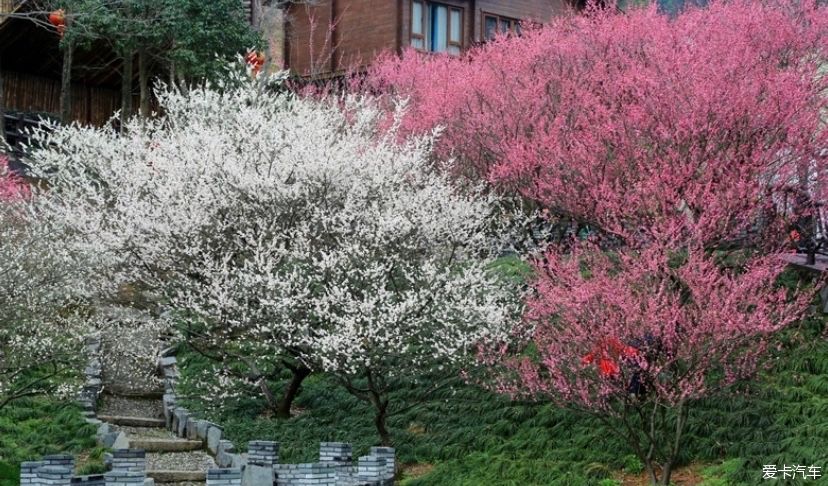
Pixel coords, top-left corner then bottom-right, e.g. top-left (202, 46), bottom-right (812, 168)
top-left (98, 395), bottom-right (216, 484)
top-left (83, 328), bottom-right (397, 486)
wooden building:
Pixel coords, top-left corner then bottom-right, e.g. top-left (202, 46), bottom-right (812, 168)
top-left (0, 2), bottom-right (125, 127)
top-left (0, 0), bottom-right (257, 150)
top-left (1, 0), bottom-right (566, 147)
top-left (0, 0), bottom-right (129, 154)
top-left (284, 0), bottom-right (568, 76)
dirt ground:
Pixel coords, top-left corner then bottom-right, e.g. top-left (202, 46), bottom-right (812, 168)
top-left (614, 463), bottom-right (707, 485)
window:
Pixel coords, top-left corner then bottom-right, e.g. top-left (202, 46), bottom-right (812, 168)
top-left (482, 13), bottom-right (521, 41)
top-left (411, 1), bottom-right (463, 55)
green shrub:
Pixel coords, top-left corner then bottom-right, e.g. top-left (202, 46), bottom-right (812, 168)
top-left (0, 398), bottom-right (97, 485)
top-left (623, 454), bottom-right (645, 474)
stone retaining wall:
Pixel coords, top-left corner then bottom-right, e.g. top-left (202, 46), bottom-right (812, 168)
top-left (77, 333), bottom-right (128, 449)
top-left (207, 468), bottom-right (242, 486)
top-left (159, 355), bottom-right (396, 486)
top-left (20, 458), bottom-right (148, 486)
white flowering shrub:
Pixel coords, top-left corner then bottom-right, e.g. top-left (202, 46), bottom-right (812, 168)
top-left (30, 75), bottom-right (525, 443)
top-left (0, 164), bottom-right (98, 409)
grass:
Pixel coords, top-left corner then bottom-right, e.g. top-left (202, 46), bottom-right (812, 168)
top-left (174, 264), bottom-right (828, 485)
top-left (0, 398), bottom-right (104, 486)
top-left (175, 307), bottom-right (828, 485)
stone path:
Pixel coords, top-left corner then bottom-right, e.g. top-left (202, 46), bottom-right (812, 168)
top-left (98, 394), bottom-right (218, 484)
top-left (92, 310), bottom-right (397, 486)
top-left (97, 312), bottom-right (218, 485)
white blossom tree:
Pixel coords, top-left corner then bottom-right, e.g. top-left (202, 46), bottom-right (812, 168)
top-left (29, 75), bottom-right (526, 442)
top-left (0, 160), bottom-right (100, 410)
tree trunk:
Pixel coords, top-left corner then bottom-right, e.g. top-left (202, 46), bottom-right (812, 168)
top-left (646, 464), bottom-right (658, 486)
top-left (59, 42), bottom-right (73, 123)
top-left (660, 462), bottom-right (673, 486)
top-left (138, 49), bottom-right (150, 119)
top-left (0, 53), bottom-right (6, 148)
top-left (177, 73), bottom-right (188, 95)
top-left (660, 401), bottom-right (688, 486)
top-left (251, 0), bottom-right (263, 30)
top-left (374, 401), bottom-right (391, 446)
top-left (121, 49), bottom-right (134, 128)
top-left (275, 365), bottom-right (311, 419)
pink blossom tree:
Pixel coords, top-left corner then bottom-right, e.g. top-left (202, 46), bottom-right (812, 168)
top-left (488, 242), bottom-right (812, 484)
top-left (0, 157), bottom-right (29, 201)
top-left (369, 0), bottom-right (828, 249)
top-left (372, 1), bottom-right (828, 483)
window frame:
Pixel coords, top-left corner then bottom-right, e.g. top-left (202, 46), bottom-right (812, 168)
top-left (411, 0), bottom-right (427, 50)
top-left (410, 1), bottom-right (465, 55)
top-left (447, 7), bottom-right (463, 54)
top-left (481, 12), bottom-right (521, 41)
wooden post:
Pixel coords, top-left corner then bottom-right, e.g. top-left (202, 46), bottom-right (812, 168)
top-left (0, 53), bottom-right (6, 147)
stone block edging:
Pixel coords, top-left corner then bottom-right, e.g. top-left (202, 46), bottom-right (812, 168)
top-left (158, 354), bottom-right (396, 486)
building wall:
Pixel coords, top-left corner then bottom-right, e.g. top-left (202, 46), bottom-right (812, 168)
top-left (334, 0), bottom-right (400, 71)
top-left (285, 0), bottom-right (570, 76)
top-left (261, 6), bottom-right (287, 73)
top-left (475, 0), bottom-right (568, 38)
top-left (2, 70), bottom-right (120, 126)
top-left (286, 0), bottom-right (398, 76)
top-left (285, 3), bottom-right (334, 76)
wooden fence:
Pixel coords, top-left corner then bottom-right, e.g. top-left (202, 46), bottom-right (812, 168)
top-left (0, 0), bottom-right (24, 23)
top-left (2, 70), bottom-right (121, 126)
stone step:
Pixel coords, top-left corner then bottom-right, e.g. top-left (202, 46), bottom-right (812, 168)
top-left (115, 426), bottom-right (175, 440)
top-left (98, 395), bottom-right (164, 420)
top-left (130, 439), bottom-right (203, 452)
top-left (146, 451), bottom-right (216, 475)
top-left (99, 415), bottom-right (166, 427)
top-left (147, 471), bottom-right (207, 483)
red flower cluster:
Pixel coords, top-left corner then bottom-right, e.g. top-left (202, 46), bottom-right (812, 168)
top-left (581, 337), bottom-right (639, 378)
top-left (790, 230), bottom-right (801, 242)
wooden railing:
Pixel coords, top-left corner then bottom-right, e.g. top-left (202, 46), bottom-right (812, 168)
top-left (2, 111), bottom-right (50, 156)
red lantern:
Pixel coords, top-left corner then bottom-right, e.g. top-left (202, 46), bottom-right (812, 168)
top-left (48, 9), bottom-right (66, 38)
top-left (245, 50), bottom-right (265, 76)
top-left (48, 9), bottom-right (65, 27)
top-left (598, 358), bottom-right (620, 378)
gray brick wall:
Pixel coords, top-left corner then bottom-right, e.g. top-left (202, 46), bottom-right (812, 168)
top-left (248, 441), bottom-right (279, 467)
top-left (21, 454), bottom-right (146, 486)
top-left (111, 449), bottom-right (146, 473)
top-left (207, 467), bottom-right (242, 486)
top-left (103, 470), bottom-right (146, 486)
